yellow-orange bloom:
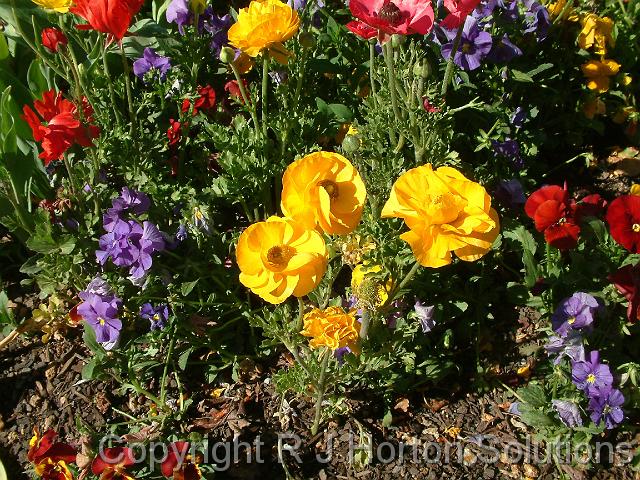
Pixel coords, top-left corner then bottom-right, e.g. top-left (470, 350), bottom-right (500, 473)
top-left (236, 216), bottom-right (328, 304)
top-left (631, 184), bottom-right (640, 196)
top-left (301, 306), bottom-right (359, 351)
top-left (578, 14), bottom-right (614, 57)
top-left (381, 164), bottom-right (500, 268)
top-left (281, 151), bottom-right (367, 235)
top-left (351, 264), bottom-right (392, 307)
top-left (582, 97), bottom-right (606, 119)
top-left (228, 0), bottom-right (300, 62)
top-left (34, 458), bottom-right (74, 480)
top-left (31, 0), bottom-right (73, 12)
top-left (581, 59), bottom-right (620, 93)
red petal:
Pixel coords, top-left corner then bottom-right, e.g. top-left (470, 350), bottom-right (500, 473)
top-left (544, 221), bottom-right (580, 250)
top-left (524, 185), bottom-right (566, 220)
top-left (533, 200), bottom-right (564, 232)
top-left (345, 21), bottom-right (377, 39)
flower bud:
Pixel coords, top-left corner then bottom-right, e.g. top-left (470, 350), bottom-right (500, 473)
top-left (219, 46), bottom-right (236, 64)
top-left (391, 34), bottom-right (405, 48)
top-left (299, 31), bottom-right (316, 49)
top-left (413, 59), bottom-right (431, 79)
top-left (342, 134), bottom-right (360, 153)
top-left (189, 0), bottom-right (206, 15)
top-left (41, 27), bottom-right (68, 53)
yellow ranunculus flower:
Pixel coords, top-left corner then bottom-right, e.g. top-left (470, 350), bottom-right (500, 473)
top-left (631, 184), bottom-right (640, 196)
top-left (31, 0), bottom-right (73, 12)
top-left (351, 264), bottom-right (392, 307)
top-left (581, 59), bottom-right (620, 93)
top-left (578, 14), bottom-right (614, 57)
top-left (236, 216), bottom-right (328, 304)
top-left (228, 0), bottom-right (300, 62)
top-left (281, 151), bottom-right (367, 236)
top-left (547, 0), bottom-right (578, 20)
top-left (381, 164), bottom-right (500, 268)
top-left (301, 306), bottom-right (359, 351)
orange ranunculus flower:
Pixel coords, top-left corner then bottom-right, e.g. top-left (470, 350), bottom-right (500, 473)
top-left (381, 164), bottom-right (500, 268)
top-left (34, 458), bottom-right (74, 480)
top-left (227, 0), bottom-right (300, 62)
top-left (236, 216), bottom-right (328, 304)
top-left (281, 151), bottom-right (367, 235)
top-left (71, 0), bottom-right (144, 42)
top-left (301, 306), bottom-right (360, 351)
top-left (581, 59), bottom-right (620, 93)
top-left (578, 14), bottom-right (614, 57)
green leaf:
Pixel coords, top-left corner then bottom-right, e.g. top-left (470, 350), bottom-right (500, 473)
top-left (0, 32), bottom-right (9, 61)
top-left (0, 291), bottom-right (13, 325)
top-left (0, 456), bottom-right (7, 480)
top-left (526, 63), bottom-right (554, 78)
top-left (82, 358), bottom-right (96, 380)
top-left (181, 279), bottom-right (199, 296)
top-left (517, 383), bottom-right (547, 408)
top-left (510, 69), bottom-right (534, 83)
top-left (518, 404), bottom-right (556, 427)
top-left (327, 103), bottom-right (353, 122)
top-left (178, 347), bottom-right (193, 370)
top-left (382, 408), bottom-right (393, 427)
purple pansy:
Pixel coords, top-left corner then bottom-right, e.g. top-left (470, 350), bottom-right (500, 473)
top-left (492, 138), bottom-right (523, 169)
top-left (551, 292), bottom-right (599, 337)
top-left (552, 400), bottom-right (583, 428)
top-left (441, 17), bottom-right (493, 71)
top-left (523, 0), bottom-right (551, 42)
top-left (545, 332), bottom-right (585, 365)
top-left (96, 220), bottom-right (138, 267)
top-left (487, 34), bottom-right (522, 63)
top-left (77, 292), bottom-right (123, 344)
top-left (494, 179), bottom-right (526, 209)
top-left (588, 389), bottom-right (624, 429)
top-left (176, 223), bottom-right (188, 242)
top-left (140, 303), bottom-right (169, 330)
top-left (571, 351), bottom-right (613, 396)
top-left (511, 107), bottom-right (526, 128)
top-left (166, 0), bottom-right (190, 33)
top-left (204, 14), bottom-right (232, 55)
top-left (414, 300), bottom-right (436, 333)
top-left (133, 48), bottom-right (171, 82)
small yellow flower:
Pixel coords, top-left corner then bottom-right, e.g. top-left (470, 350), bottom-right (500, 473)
top-left (623, 75), bottom-right (632, 86)
top-left (301, 306), bottom-right (360, 351)
top-left (236, 216), bottom-right (328, 304)
top-left (351, 264), bottom-right (392, 307)
top-left (381, 164), bottom-right (500, 268)
top-left (578, 14), bottom-right (614, 57)
top-left (581, 59), bottom-right (620, 93)
top-left (338, 234), bottom-right (375, 266)
top-left (547, 0), bottom-right (578, 20)
top-left (228, 0), bottom-right (300, 63)
top-left (631, 184), bottom-right (640, 196)
top-left (582, 97), bottom-right (606, 120)
top-left (31, 0), bottom-right (73, 13)
top-left (281, 151), bottom-right (367, 235)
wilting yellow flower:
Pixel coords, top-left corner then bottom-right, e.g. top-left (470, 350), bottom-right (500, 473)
top-left (582, 97), bottom-right (606, 119)
top-left (547, 0), bottom-right (576, 19)
top-left (281, 151), bottom-right (367, 235)
top-left (338, 234), bottom-right (375, 266)
top-left (34, 458), bottom-right (73, 480)
top-left (228, 0), bottom-right (300, 63)
top-left (578, 14), bottom-right (614, 57)
top-left (351, 264), bottom-right (392, 307)
top-left (236, 216), bottom-right (328, 304)
top-left (581, 59), bottom-right (620, 93)
top-left (233, 52), bottom-right (254, 74)
top-left (631, 184), bottom-right (640, 196)
top-left (31, 0), bottom-right (72, 12)
top-left (301, 306), bottom-right (359, 351)
top-left (381, 164), bottom-right (500, 268)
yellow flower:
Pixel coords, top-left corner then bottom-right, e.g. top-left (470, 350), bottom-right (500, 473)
top-left (34, 458), bottom-right (73, 480)
top-left (228, 0), bottom-right (300, 63)
top-left (631, 184), bottom-right (640, 196)
top-left (623, 75), bottom-right (632, 86)
top-left (351, 264), bottom-right (392, 307)
top-left (31, 0), bottom-right (73, 12)
top-left (547, 0), bottom-right (578, 20)
top-left (236, 216), bottom-right (328, 304)
top-left (578, 14), bottom-right (614, 57)
top-left (301, 306), bottom-right (359, 351)
top-left (281, 151), bottom-right (367, 235)
top-left (581, 59), bottom-right (620, 93)
top-left (381, 164), bottom-right (500, 268)
top-left (582, 97), bottom-right (606, 120)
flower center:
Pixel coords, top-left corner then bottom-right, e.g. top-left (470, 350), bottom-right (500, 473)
top-left (98, 317), bottom-right (106, 326)
top-left (377, 2), bottom-right (404, 26)
top-left (567, 316), bottom-right (576, 324)
top-left (194, 208), bottom-right (204, 220)
top-left (558, 217), bottom-right (567, 225)
top-left (318, 179), bottom-right (339, 199)
top-left (586, 373), bottom-right (596, 384)
top-left (633, 223), bottom-right (640, 233)
top-left (153, 313), bottom-right (160, 321)
top-left (266, 245), bottom-right (294, 267)
top-left (461, 42), bottom-right (472, 54)
top-left (425, 192), bottom-right (462, 225)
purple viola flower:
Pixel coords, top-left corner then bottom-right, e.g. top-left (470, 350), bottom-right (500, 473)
top-left (571, 351), bottom-right (613, 396)
top-left (176, 223), bottom-right (188, 242)
top-left (140, 303), bottom-right (169, 330)
top-left (523, 0), bottom-right (551, 42)
top-left (494, 179), bottom-right (526, 209)
top-left (487, 34), bottom-right (522, 63)
top-left (335, 346), bottom-right (352, 364)
top-left (508, 402), bottom-right (521, 415)
top-left (551, 292), bottom-right (599, 337)
top-left (127, 221), bottom-right (165, 279)
top-left (96, 220), bottom-right (138, 267)
top-left (552, 400), bottom-right (583, 428)
top-left (589, 389), bottom-right (624, 429)
top-left (269, 71), bottom-right (288, 85)
top-left (113, 187), bottom-right (151, 216)
top-left (545, 332), bottom-right (585, 365)
top-left (386, 298), bottom-right (408, 329)
top-left (511, 107), bottom-right (526, 128)
top-left (77, 293), bottom-right (123, 344)
top-left (204, 13), bottom-right (232, 55)
top-left (133, 48), bottom-right (171, 82)
top-left (192, 207), bottom-right (210, 234)
top-left (79, 276), bottom-right (113, 300)
top-left (441, 17), bottom-right (493, 71)
top-left (166, 0), bottom-right (190, 33)
top-left (414, 300), bottom-right (436, 333)
top-left (492, 138), bottom-right (523, 169)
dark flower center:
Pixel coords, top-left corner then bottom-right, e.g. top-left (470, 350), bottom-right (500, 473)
top-left (633, 223), bottom-right (640, 233)
top-left (318, 179), bottom-right (339, 199)
top-left (377, 2), bottom-right (404, 26)
top-left (461, 42), bottom-right (473, 54)
top-left (267, 245), bottom-right (294, 267)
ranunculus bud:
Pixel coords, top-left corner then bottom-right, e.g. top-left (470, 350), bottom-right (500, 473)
top-left (189, 0), bottom-right (206, 15)
top-left (299, 31), bottom-right (316, 49)
top-left (219, 46), bottom-right (236, 64)
top-left (41, 27), bottom-right (68, 53)
top-left (391, 34), bottom-right (405, 48)
top-left (412, 59), bottom-right (431, 79)
top-left (342, 134), bottom-right (360, 153)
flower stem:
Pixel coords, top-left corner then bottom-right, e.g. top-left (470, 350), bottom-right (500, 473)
top-left (440, 23), bottom-right (465, 98)
top-left (369, 42), bottom-right (378, 103)
top-left (311, 348), bottom-right (331, 435)
top-left (102, 43), bottom-right (122, 126)
top-left (62, 154), bottom-right (79, 197)
top-left (359, 309), bottom-right (371, 340)
top-left (261, 55), bottom-right (269, 140)
top-left (383, 42), bottom-right (401, 147)
top-left (230, 61), bottom-right (260, 138)
top-left (119, 41), bottom-right (137, 135)
top-left (296, 296), bottom-right (305, 332)
top-left (386, 261), bottom-right (421, 306)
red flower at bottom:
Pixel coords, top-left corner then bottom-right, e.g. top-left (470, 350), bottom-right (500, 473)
top-left (525, 184), bottom-right (580, 250)
top-left (161, 442), bottom-right (202, 480)
top-left (28, 428), bottom-right (77, 465)
top-left (606, 195), bottom-right (640, 253)
top-left (92, 447), bottom-right (136, 480)
top-left (181, 85), bottom-right (216, 116)
top-left (167, 119), bottom-right (182, 148)
top-left (609, 264), bottom-right (640, 323)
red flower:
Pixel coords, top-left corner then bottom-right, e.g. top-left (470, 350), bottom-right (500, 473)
top-left (224, 80), bottom-right (250, 104)
top-left (41, 28), bottom-right (68, 53)
top-left (167, 119), bottom-right (182, 148)
top-left (70, 0), bottom-right (144, 42)
top-left (28, 428), bottom-right (77, 465)
top-left (22, 90), bottom-right (99, 165)
top-left (34, 458), bottom-right (74, 480)
top-left (91, 447), bottom-right (136, 480)
top-left (441, 0), bottom-right (481, 29)
top-left (161, 442), bottom-right (202, 480)
top-left (608, 264), bottom-right (640, 323)
top-left (525, 184), bottom-right (580, 250)
top-left (422, 96), bottom-right (441, 113)
top-left (345, 21), bottom-right (377, 39)
top-left (606, 195), bottom-right (640, 253)
top-left (181, 85), bottom-right (216, 116)
top-left (574, 193), bottom-right (607, 222)
top-left (349, 0), bottom-right (435, 41)
top-left (69, 304), bottom-right (83, 324)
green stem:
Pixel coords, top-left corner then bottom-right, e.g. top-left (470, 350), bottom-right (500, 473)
top-left (230, 61), bottom-right (260, 137)
top-left (386, 261), bottom-right (421, 306)
top-left (311, 348), bottom-right (331, 435)
top-left (261, 55), bottom-right (269, 139)
top-left (102, 44), bottom-right (122, 126)
top-left (369, 42), bottom-right (378, 103)
top-left (440, 23), bottom-right (464, 98)
top-left (383, 42), bottom-right (401, 147)
top-left (160, 325), bottom-right (178, 405)
top-left (62, 154), bottom-right (79, 197)
top-left (359, 310), bottom-right (371, 340)
top-left (296, 296), bottom-right (305, 332)
top-left (119, 41), bottom-right (137, 135)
